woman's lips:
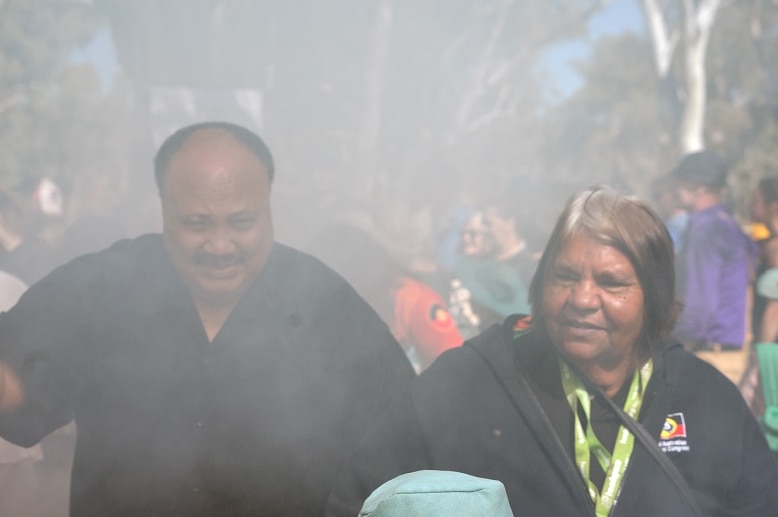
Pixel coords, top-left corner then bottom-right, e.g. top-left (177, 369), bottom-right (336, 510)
top-left (562, 319), bottom-right (606, 332)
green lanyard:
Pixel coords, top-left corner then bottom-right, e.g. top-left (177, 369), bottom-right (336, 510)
top-left (560, 359), bottom-right (653, 516)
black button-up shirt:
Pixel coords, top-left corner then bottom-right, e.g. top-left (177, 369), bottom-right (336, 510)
top-left (0, 235), bottom-right (414, 516)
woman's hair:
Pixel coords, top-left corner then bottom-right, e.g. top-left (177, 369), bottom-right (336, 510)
top-left (529, 186), bottom-right (680, 361)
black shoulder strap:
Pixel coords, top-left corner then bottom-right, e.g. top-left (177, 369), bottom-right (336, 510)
top-left (466, 326), bottom-right (597, 512)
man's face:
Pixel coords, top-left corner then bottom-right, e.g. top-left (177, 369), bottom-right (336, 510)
top-left (161, 129), bottom-right (274, 308)
top-left (676, 181), bottom-right (698, 211)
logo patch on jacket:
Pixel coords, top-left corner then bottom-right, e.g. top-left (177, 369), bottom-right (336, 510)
top-left (429, 303), bottom-right (454, 330)
top-left (658, 413), bottom-right (690, 453)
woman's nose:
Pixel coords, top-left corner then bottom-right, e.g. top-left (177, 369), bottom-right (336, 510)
top-left (569, 281), bottom-right (597, 309)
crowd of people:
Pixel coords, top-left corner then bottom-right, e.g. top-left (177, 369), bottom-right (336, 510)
top-left (0, 121), bottom-right (776, 516)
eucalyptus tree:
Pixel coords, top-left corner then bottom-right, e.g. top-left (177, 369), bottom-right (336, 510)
top-left (0, 0), bottom-right (97, 187)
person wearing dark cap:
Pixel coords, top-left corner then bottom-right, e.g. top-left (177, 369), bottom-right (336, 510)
top-left (671, 150), bottom-right (756, 356)
top-left (0, 121), bottom-right (414, 516)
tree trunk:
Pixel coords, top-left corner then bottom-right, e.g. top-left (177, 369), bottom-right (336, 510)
top-left (679, 0), bottom-right (721, 153)
top-left (641, 0), bottom-right (721, 154)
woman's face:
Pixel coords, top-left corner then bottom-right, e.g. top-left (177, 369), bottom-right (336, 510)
top-left (460, 212), bottom-right (493, 258)
top-left (542, 233), bottom-right (644, 373)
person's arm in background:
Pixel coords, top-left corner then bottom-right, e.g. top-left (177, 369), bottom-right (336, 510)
top-left (0, 361), bottom-right (24, 412)
top-left (758, 300), bottom-right (778, 343)
top-left (0, 272), bottom-right (28, 412)
top-left (757, 240), bottom-right (778, 342)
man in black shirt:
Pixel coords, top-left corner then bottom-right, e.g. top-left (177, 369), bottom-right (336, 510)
top-left (0, 121), bottom-right (414, 516)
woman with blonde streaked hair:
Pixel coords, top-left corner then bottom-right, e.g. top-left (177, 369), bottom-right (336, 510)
top-left (327, 186), bottom-right (778, 517)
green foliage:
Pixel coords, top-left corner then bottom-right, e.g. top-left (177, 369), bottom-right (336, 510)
top-left (0, 0), bottom-right (103, 187)
top-left (539, 33), bottom-right (675, 199)
top-left (537, 0), bottom-right (778, 220)
top-left (705, 0), bottom-right (778, 217)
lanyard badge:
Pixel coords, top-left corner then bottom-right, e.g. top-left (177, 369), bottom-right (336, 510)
top-left (560, 360), bottom-right (653, 516)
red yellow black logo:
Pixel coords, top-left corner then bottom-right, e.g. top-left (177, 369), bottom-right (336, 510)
top-left (429, 303), bottom-right (454, 330)
top-left (660, 413), bottom-right (687, 439)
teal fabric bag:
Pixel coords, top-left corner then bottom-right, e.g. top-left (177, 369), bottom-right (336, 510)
top-left (359, 470), bottom-right (514, 517)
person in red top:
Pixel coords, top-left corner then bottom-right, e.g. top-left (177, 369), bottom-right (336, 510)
top-left (392, 276), bottom-right (462, 371)
top-left (308, 223), bottom-right (463, 372)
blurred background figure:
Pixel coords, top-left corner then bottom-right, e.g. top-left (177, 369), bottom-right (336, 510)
top-left (740, 176), bottom-right (778, 416)
top-left (750, 176), bottom-right (778, 345)
top-left (483, 192), bottom-right (542, 288)
top-left (452, 203), bottom-right (532, 332)
top-left (0, 181), bottom-right (77, 517)
top-left (650, 174), bottom-right (688, 254)
top-left (0, 182), bottom-right (58, 285)
top-left (427, 205), bottom-right (488, 340)
top-left (671, 151), bottom-right (756, 382)
top-left (308, 223), bottom-right (463, 373)
top-left (457, 210), bottom-right (495, 260)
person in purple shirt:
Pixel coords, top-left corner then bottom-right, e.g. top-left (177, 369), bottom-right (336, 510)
top-left (672, 150), bottom-right (756, 351)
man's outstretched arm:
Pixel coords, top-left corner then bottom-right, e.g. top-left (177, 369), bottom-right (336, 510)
top-left (0, 360), bottom-right (24, 412)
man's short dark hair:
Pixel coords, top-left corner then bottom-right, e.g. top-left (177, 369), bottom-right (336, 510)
top-left (154, 121), bottom-right (275, 194)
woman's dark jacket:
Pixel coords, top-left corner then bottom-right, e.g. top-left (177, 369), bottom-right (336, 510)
top-left (326, 317), bottom-right (778, 516)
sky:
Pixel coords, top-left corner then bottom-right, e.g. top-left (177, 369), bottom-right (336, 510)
top-left (69, 27), bottom-right (120, 90)
top-left (543, 0), bottom-right (645, 99)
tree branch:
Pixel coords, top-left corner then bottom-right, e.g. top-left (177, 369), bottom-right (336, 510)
top-left (641, 0), bottom-right (679, 78)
